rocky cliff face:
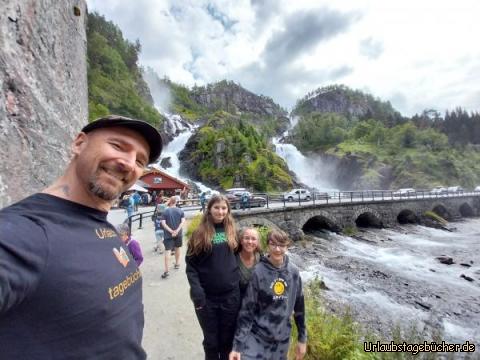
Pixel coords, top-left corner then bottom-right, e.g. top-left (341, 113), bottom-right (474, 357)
top-left (0, 0), bottom-right (88, 208)
top-left (191, 80), bottom-right (290, 134)
top-left (293, 85), bottom-right (403, 125)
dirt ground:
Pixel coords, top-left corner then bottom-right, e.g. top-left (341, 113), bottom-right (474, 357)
top-left (132, 221), bottom-right (204, 359)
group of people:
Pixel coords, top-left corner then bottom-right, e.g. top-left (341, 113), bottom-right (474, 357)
top-left (186, 194), bottom-right (307, 360)
top-left (0, 115), bottom-right (306, 359)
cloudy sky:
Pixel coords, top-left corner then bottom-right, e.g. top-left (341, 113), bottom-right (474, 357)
top-left (86, 0), bottom-right (480, 116)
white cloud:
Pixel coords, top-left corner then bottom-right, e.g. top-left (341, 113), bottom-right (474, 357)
top-left (86, 0), bottom-right (480, 116)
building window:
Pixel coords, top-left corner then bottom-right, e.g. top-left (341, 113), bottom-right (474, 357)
top-left (153, 177), bottom-right (163, 184)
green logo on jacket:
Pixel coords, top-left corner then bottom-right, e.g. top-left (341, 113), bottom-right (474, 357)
top-left (212, 231), bottom-right (227, 245)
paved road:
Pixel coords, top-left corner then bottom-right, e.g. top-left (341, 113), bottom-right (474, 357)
top-left (122, 218), bottom-right (204, 359)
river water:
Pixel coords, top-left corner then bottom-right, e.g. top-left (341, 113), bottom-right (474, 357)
top-left (291, 218), bottom-right (480, 350)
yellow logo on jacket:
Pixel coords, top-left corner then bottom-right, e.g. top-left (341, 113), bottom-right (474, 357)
top-left (271, 277), bottom-right (288, 300)
top-left (273, 280), bottom-right (285, 295)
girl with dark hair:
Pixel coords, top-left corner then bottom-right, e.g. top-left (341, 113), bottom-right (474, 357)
top-left (186, 194), bottom-right (240, 360)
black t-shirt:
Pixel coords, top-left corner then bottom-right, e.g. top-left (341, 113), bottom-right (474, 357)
top-left (0, 194), bottom-right (146, 359)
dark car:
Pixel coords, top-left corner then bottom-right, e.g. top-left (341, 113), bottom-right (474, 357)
top-left (226, 193), bottom-right (267, 210)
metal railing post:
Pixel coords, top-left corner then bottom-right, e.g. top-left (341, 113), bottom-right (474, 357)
top-left (138, 213), bottom-right (143, 229)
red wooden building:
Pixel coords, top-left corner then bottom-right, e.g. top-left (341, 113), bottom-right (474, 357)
top-left (139, 169), bottom-right (189, 197)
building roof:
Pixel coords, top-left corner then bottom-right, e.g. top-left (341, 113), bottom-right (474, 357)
top-left (140, 168), bottom-right (190, 189)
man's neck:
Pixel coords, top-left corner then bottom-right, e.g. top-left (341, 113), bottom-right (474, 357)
top-left (43, 176), bottom-right (112, 212)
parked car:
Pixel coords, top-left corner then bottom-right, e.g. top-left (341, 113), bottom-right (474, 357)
top-left (447, 186), bottom-right (463, 193)
top-left (283, 188), bottom-right (312, 201)
top-left (392, 188), bottom-right (416, 196)
top-left (203, 190), bottom-right (220, 200)
top-left (431, 186), bottom-right (447, 195)
top-left (226, 193), bottom-right (266, 209)
top-left (225, 188), bottom-right (249, 197)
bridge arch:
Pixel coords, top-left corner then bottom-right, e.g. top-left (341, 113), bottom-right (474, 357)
top-left (303, 216), bottom-right (340, 233)
top-left (397, 209), bottom-right (418, 224)
top-left (459, 203), bottom-right (475, 217)
top-left (297, 211), bottom-right (340, 233)
top-left (236, 217), bottom-right (282, 232)
top-left (353, 207), bottom-right (383, 228)
top-left (432, 203), bottom-right (452, 220)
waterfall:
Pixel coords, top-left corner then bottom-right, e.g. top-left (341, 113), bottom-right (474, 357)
top-left (155, 113), bottom-right (213, 193)
top-left (273, 117), bottom-right (338, 191)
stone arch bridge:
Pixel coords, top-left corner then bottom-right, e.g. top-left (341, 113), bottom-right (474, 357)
top-left (233, 195), bottom-right (480, 240)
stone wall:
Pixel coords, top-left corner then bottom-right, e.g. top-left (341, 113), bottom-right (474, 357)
top-left (0, 0), bottom-right (88, 208)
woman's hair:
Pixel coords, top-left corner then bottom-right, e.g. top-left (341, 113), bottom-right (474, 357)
top-left (187, 194), bottom-right (237, 256)
top-left (237, 227), bottom-right (261, 254)
top-left (266, 229), bottom-right (291, 246)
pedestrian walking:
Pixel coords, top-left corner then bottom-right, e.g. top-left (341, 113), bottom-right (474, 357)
top-left (160, 196), bottom-right (185, 278)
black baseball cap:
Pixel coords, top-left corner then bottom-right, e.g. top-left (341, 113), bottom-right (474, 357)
top-left (81, 115), bottom-right (162, 164)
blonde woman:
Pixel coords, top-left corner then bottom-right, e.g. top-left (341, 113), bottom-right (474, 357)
top-left (236, 228), bottom-right (261, 298)
top-left (186, 194), bottom-right (240, 360)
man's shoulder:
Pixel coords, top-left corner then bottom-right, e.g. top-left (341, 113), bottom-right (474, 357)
top-left (1, 194), bottom-right (46, 222)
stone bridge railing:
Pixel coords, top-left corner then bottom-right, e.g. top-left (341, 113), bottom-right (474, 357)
top-left (233, 194), bottom-right (480, 241)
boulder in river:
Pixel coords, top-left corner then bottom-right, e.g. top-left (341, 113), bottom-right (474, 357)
top-left (436, 256), bottom-right (454, 265)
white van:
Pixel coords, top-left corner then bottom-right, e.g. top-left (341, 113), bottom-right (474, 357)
top-left (392, 188), bottom-right (416, 196)
top-left (283, 188), bottom-right (311, 201)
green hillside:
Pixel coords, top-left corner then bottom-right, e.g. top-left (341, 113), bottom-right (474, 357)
top-left (86, 12), bottom-right (164, 126)
top-left (290, 95), bottom-right (480, 189)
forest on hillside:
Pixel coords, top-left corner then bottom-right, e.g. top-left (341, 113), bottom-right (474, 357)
top-left (86, 13), bottom-right (164, 126)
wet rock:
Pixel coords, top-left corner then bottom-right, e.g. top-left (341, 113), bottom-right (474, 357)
top-left (160, 157), bottom-right (172, 169)
top-left (460, 274), bottom-right (474, 282)
top-left (436, 256), bottom-right (454, 265)
top-left (372, 270), bottom-right (389, 279)
top-left (415, 301), bottom-right (431, 310)
top-left (460, 263), bottom-right (471, 268)
top-left (429, 269), bottom-right (436, 272)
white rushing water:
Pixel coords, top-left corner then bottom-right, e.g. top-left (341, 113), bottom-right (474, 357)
top-left (272, 116), bottom-right (339, 191)
top-left (298, 218), bottom-right (480, 347)
top-left (273, 138), bottom-right (338, 191)
top-left (155, 113), bottom-right (213, 193)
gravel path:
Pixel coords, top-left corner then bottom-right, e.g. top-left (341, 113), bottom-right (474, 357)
top-left (132, 221), bottom-right (204, 359)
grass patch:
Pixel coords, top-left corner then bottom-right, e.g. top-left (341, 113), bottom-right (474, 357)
top-left (343, 225), bottom-right (358, 236)
top-left (185, 213), bottom-right (202, 239)
top-left (424, 211), bottom-right (448, 226)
